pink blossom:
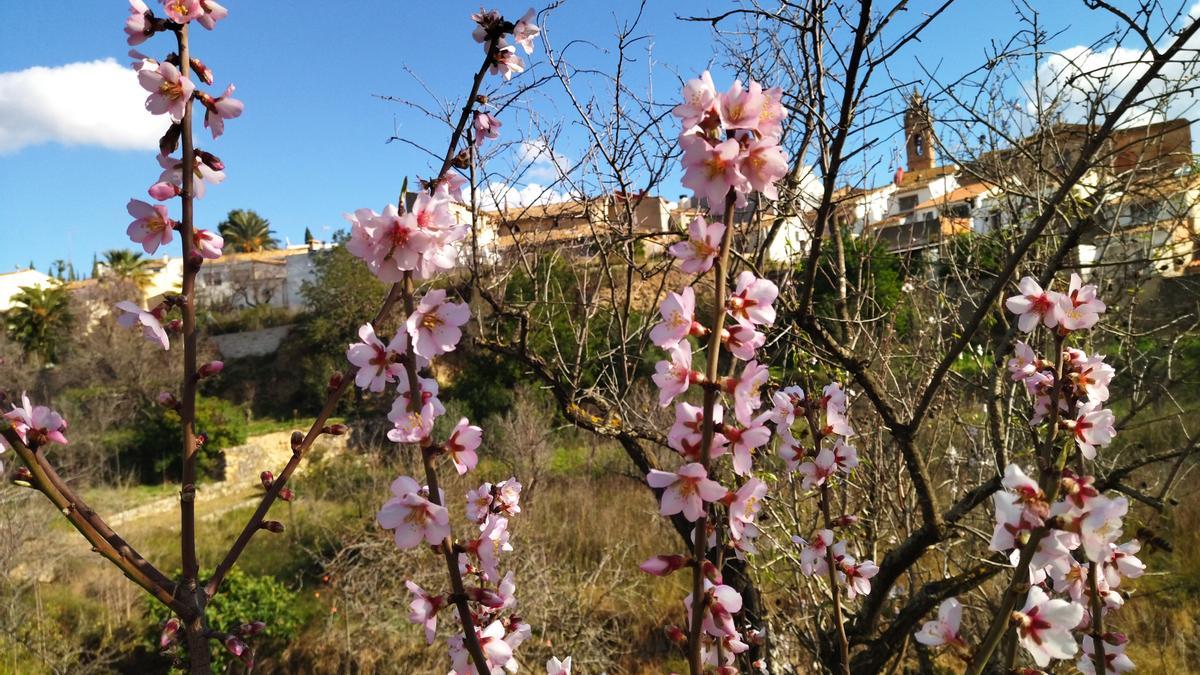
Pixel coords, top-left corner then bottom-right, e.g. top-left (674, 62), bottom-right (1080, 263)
top-left (125, 0), bottom-right (153, 45)
top-left (1102, 540), bottom-right (1144, 588)
top-left (681, 136), bottom-right (744, 209)
top-left (755, 87), bottom-right (786, 140)
top-left (639, 554), bottom-right (689, 577)
top-left (768, 385), bottom-right (805, 427)
top-left (394, 369), bottom-right (443, 417)
top-left (674, 71), bottom-right (718, 127)
top-left (406, 289), bottom-right (470, 359)
top-left (386, 400), bottom-right (436, 444)
top-left (777, 428), bottom-right (804, 470)
top-left (725, 413), bottom-right (771, 476)
top-left (650, 287), bottom-right (697, 348)
top-left (376, 476), bottom-right (451, 548)
top-left (1007, 341), bottom-right (1040, 381)
top-left (684, 581), bottom-right (743, 638)
top-left (1077, 635), bottom-right (1135, 675)
top-left (831, 438), bottom-right (858, 473)
top-left (798, 447), bottom-right (836, 490)
top-left (653, 342), bottom-right (696, 407)
top-left (1070, 401), bottom-right (1116, 460)
top-left (494, 477), bottom-right (522, 516)
top-left (161, 0), bottom-right (203, 24)
top-left (1005, 276), bottom-right (1061, 332)
top-left (1072, 353), bottom-right (1114, 403)
top-left (1080, 495), bottom-right (1127, 563)
top-left (667, 402), bottom-right (727, 459)
top-left (346, 323), bottom-right (405, 392)
top-left (148, 181), bottom-right (180, 201)
top-left (115, 301), bottom-right (170, 350)
top-left (794, 529), bottom-right (846, 577)
top-left (469, 621), bottom-right (515, 673)
top-left (196, 0), bottom-right (228, 30)
top-left (471, 9), bottom-right (503, 42)
top-left (137, 60), bottom-right (195, 122)
top-left (1055, 273), bottom-right (1106, 331)
top-left (728, 477), bottom-right (767, 543)
top-left (729, 271), bottom-right (778, 326)
top-left (126, 199), bottom-right (175, 254)
top-left (511, 9), bottom-right (539, 54)
top-left (490, 40), bottom-right (526, 80)
top-left (202, 84), bottom-right (243, 139)
top-left (433, 170), bottom-right (468, 203)
top-left (466, 483), bottom-right (493, 524)
top-left (668, 216), bottom-right (725, 275)
top-left (444, 418), bottom-right (482, 475)
top-left (156, 152), bottom-right (224, 199)
top-left (989, 490), bottom-right (1043, 552)
top-left (473, 111), bottom-right (501, 148)
top-left (718, 80), bottom-right (766, 131)
top-left (740, 139), bottom-right (789, 200)
top-left (822, 383), bottom-right (855, 437)
top-left (723, 318), bottom-right (765, 361)
top-left (1013, 585), bottom-right (1084, 667)
top-left (731, 360), bottom-right (769, 422)
top-left (359, 205), bottom-right (435, 281)
top-left (914, 598), bottom-right (964, 647)
top-left (4, 393), bottom-right (68, 447)
top-left (646, 463), bottom-right (728, 522)
top-left (404, 580), bottom-right (443, 644)
top-left (546, 656), bottom-right (572, 675)
top-left (193, 228), bottom-right (223, 259)
top-left (838, 557), bottom-right (878, 599)
top-left (1002, 463), bottom-right (1048, 516)
top-left (469, 515), bottom-right (512, 581)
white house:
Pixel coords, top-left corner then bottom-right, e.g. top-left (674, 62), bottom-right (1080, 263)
top-left (0, 269), bottom-right (57, 312)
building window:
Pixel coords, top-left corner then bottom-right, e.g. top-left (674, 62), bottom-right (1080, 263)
top-left (898, 195), bottom-right (918, 211)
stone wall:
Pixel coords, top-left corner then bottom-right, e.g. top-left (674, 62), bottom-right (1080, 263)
top-left (209, 325), bottom-right (293, 359)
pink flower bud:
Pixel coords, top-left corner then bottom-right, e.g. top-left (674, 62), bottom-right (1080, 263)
top-left (224, 635), bottom-right (247, 657)
top-left (278, 487), bottom-right (295, 502)
top-left (148, 181), bottom-right (180, 201)
top-left (327, 371), bottom-right (344, 392)
top-left (701, 559), bottom-right (722, 584)
top-left (260, 471), bottom-right (274, 489)
top-left (195, 431), bottom-right (208, 447)
top-left (158, 124), bottom-right (182, 156)
top-left (638, 554), bottom-right (688, 576)
top-left (197, 361), bottom-right (224, 378)
top-left (165, 318), bottom-right (183, 333)
top-left (196, 149), bottom-right (224, 171)
top-left (834, 514), bottom-right (859, 528)
top-left (238, 621), bottom-right (266, 637)
top-left (1105, 632), bottom-right (1129, 646)
top-left (11, 467), bottom-right (34, 487)
top-left (261, 520), bottom-right (285, 533)
top-left (160, 618), bottom-right (183, 649)
top-left (190, 57), bottom-right (213, 85)
top-left (322, 423), bottom-right (348, 436)
top-left (665, 625), bottom-right (687, 644)
top-left (290, 431), bottom-right (305, 451)
top-left (157, 391), bottom-right (179, 408)
top-left (717, 668), bottom-right (738, 675)
top-left (466, 587), bottom-right (505, 608)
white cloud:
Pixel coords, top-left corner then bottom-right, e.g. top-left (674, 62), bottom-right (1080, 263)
top-left (481, 181), bottom-right (570, 209)
top-left (0, 58), bottom-right (162, 154)
top-left (515, 137), bottom-right (568, 182)
top-left (1031, 23), bottom-right (1200, 127)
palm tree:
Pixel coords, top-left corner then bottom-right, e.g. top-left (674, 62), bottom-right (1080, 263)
top-left (218, 209), bottom-right (280, 253)
top-left (101, 249), bottom-right (154, 290)
top-left (4, 284), bottom-right (72, 364)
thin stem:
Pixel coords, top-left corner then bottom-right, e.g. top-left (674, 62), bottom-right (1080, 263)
top-left (687, 189), bottom-right (738, 675)
top-left (399, 271), bottom-right (491, 671)
top-left (819, 483), bottom-right (851, 675)
top-left (1087, 554), bottom-right (1107, 672)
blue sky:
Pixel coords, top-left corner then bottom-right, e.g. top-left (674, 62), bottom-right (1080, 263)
top-left (0, 2), bottom-right (1162, 273)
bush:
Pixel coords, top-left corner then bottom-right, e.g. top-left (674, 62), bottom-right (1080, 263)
top-left (147, 569), bottom-right (303, 672)
top-left (121, 395), bottom-right (248, 483)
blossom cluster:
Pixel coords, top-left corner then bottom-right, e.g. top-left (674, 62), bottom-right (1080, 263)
top-left (918, 274), bottom-right (1140, 672)
top-left (115, 1), bottom-right (245, 350)
top-left (0, 392), bottom-right (70, 468)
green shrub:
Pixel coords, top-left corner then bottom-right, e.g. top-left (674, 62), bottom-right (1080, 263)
top-left (147, 568), bottom-right (303, 672)
top-left (121, 395), bottom-right (248, 483)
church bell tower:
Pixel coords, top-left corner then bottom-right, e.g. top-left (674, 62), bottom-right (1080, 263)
top-left (904, 89), bottom-right (937, 172)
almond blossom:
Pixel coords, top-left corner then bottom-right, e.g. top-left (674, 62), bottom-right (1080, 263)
top-left (684, 581), bottom-right (742, 637)
top-left (115, 301), bottom-right (170, 350)
top-left (1056, 273), bottom-right (1106, 331)
top-left (137, 60), bottom-right (195, 122)
top-left (126, 199), bottom-right (175, 254)
top-left (407, 289), bottom-right (471, 359)
top-left (646, 463), bottom-right (728, 522)
top-left (1007, 341), bottom-right (1039, 381)
top-left (725, 413), bottom-right (771, 476)
top-left (193, 228), bottom-right (224, 259)
top-left (511, 9), bottom-right (540, 54)
top-left (673, 70), bottom-right (718, 127)
top-left (821, 383), bottom-right (855, 437)
top-left (444, 418), bottom-right (482, 475)
top-left (358, 204), bottom-right (435, 281)
top-left (680, 135), bottom-right (744, 209)
top-left (489, 41), bottom-right (526, 80)
top-left (4, 393), bottom-right (69, 448)
top-left (1005, 276), bottom-right (1061, 332)
top-left (545, 656), bottom-right (572, 675)
top-left (1079, 495), bottom-right (1128, 563)
top-left (717, 79), bottom-right (766, 131)
top-left (639, 554), bottom-right (689, 577)
top-left (649, 286), bottom-right (697, 348)
top-left (405, 580), bottom-right (444, 644)
top-left (387, 399), bottom-right (436, 444)
top-left (125, 0), bottom-right (153, 45)
top-left (1070, 400), bottom-right (1116, 459)
top-left (652, 342), bottom-right (696, 406)
top-left (798, 447), bottom-right (836, 490)
top-left (156, 151), bottom-right (225, 199)
top-left (739, 138), bottom-right (789, 200)
top-left (1077, 634), bottom-right (1135, 675)
top-left (473, 111), bottom-right (501, 148)
top-left (731, 360), bottom-right (768, 422)
top-left (377, 476), bottom-right (451, 549)
top-left (768, 385), bottom-right (805, 427)
top-left (195, 0), bottom-right (228, 30)
top-left (837, 557), bottom-right (879, 600)
top-left (728, 477), bottom-right (767, 544)
top-left (200, 83), bottom-right (243, 139)
top-left (794, 529), bottom-right (843, 577)
top-left (161, 0), bottom-right (203, 24)
top-left (1102, 540), bottom-right (1145, 588)
top-left (668, 216), bottom-right (725, 275)
top-left (914, 597), bottom-right (965, 647)
top-left (1013, 585), bottom-right (1084, 667)
top-left (728, 271), bottom-right (778, 326)
top-left (346, 323), bottom-right (406, 392)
